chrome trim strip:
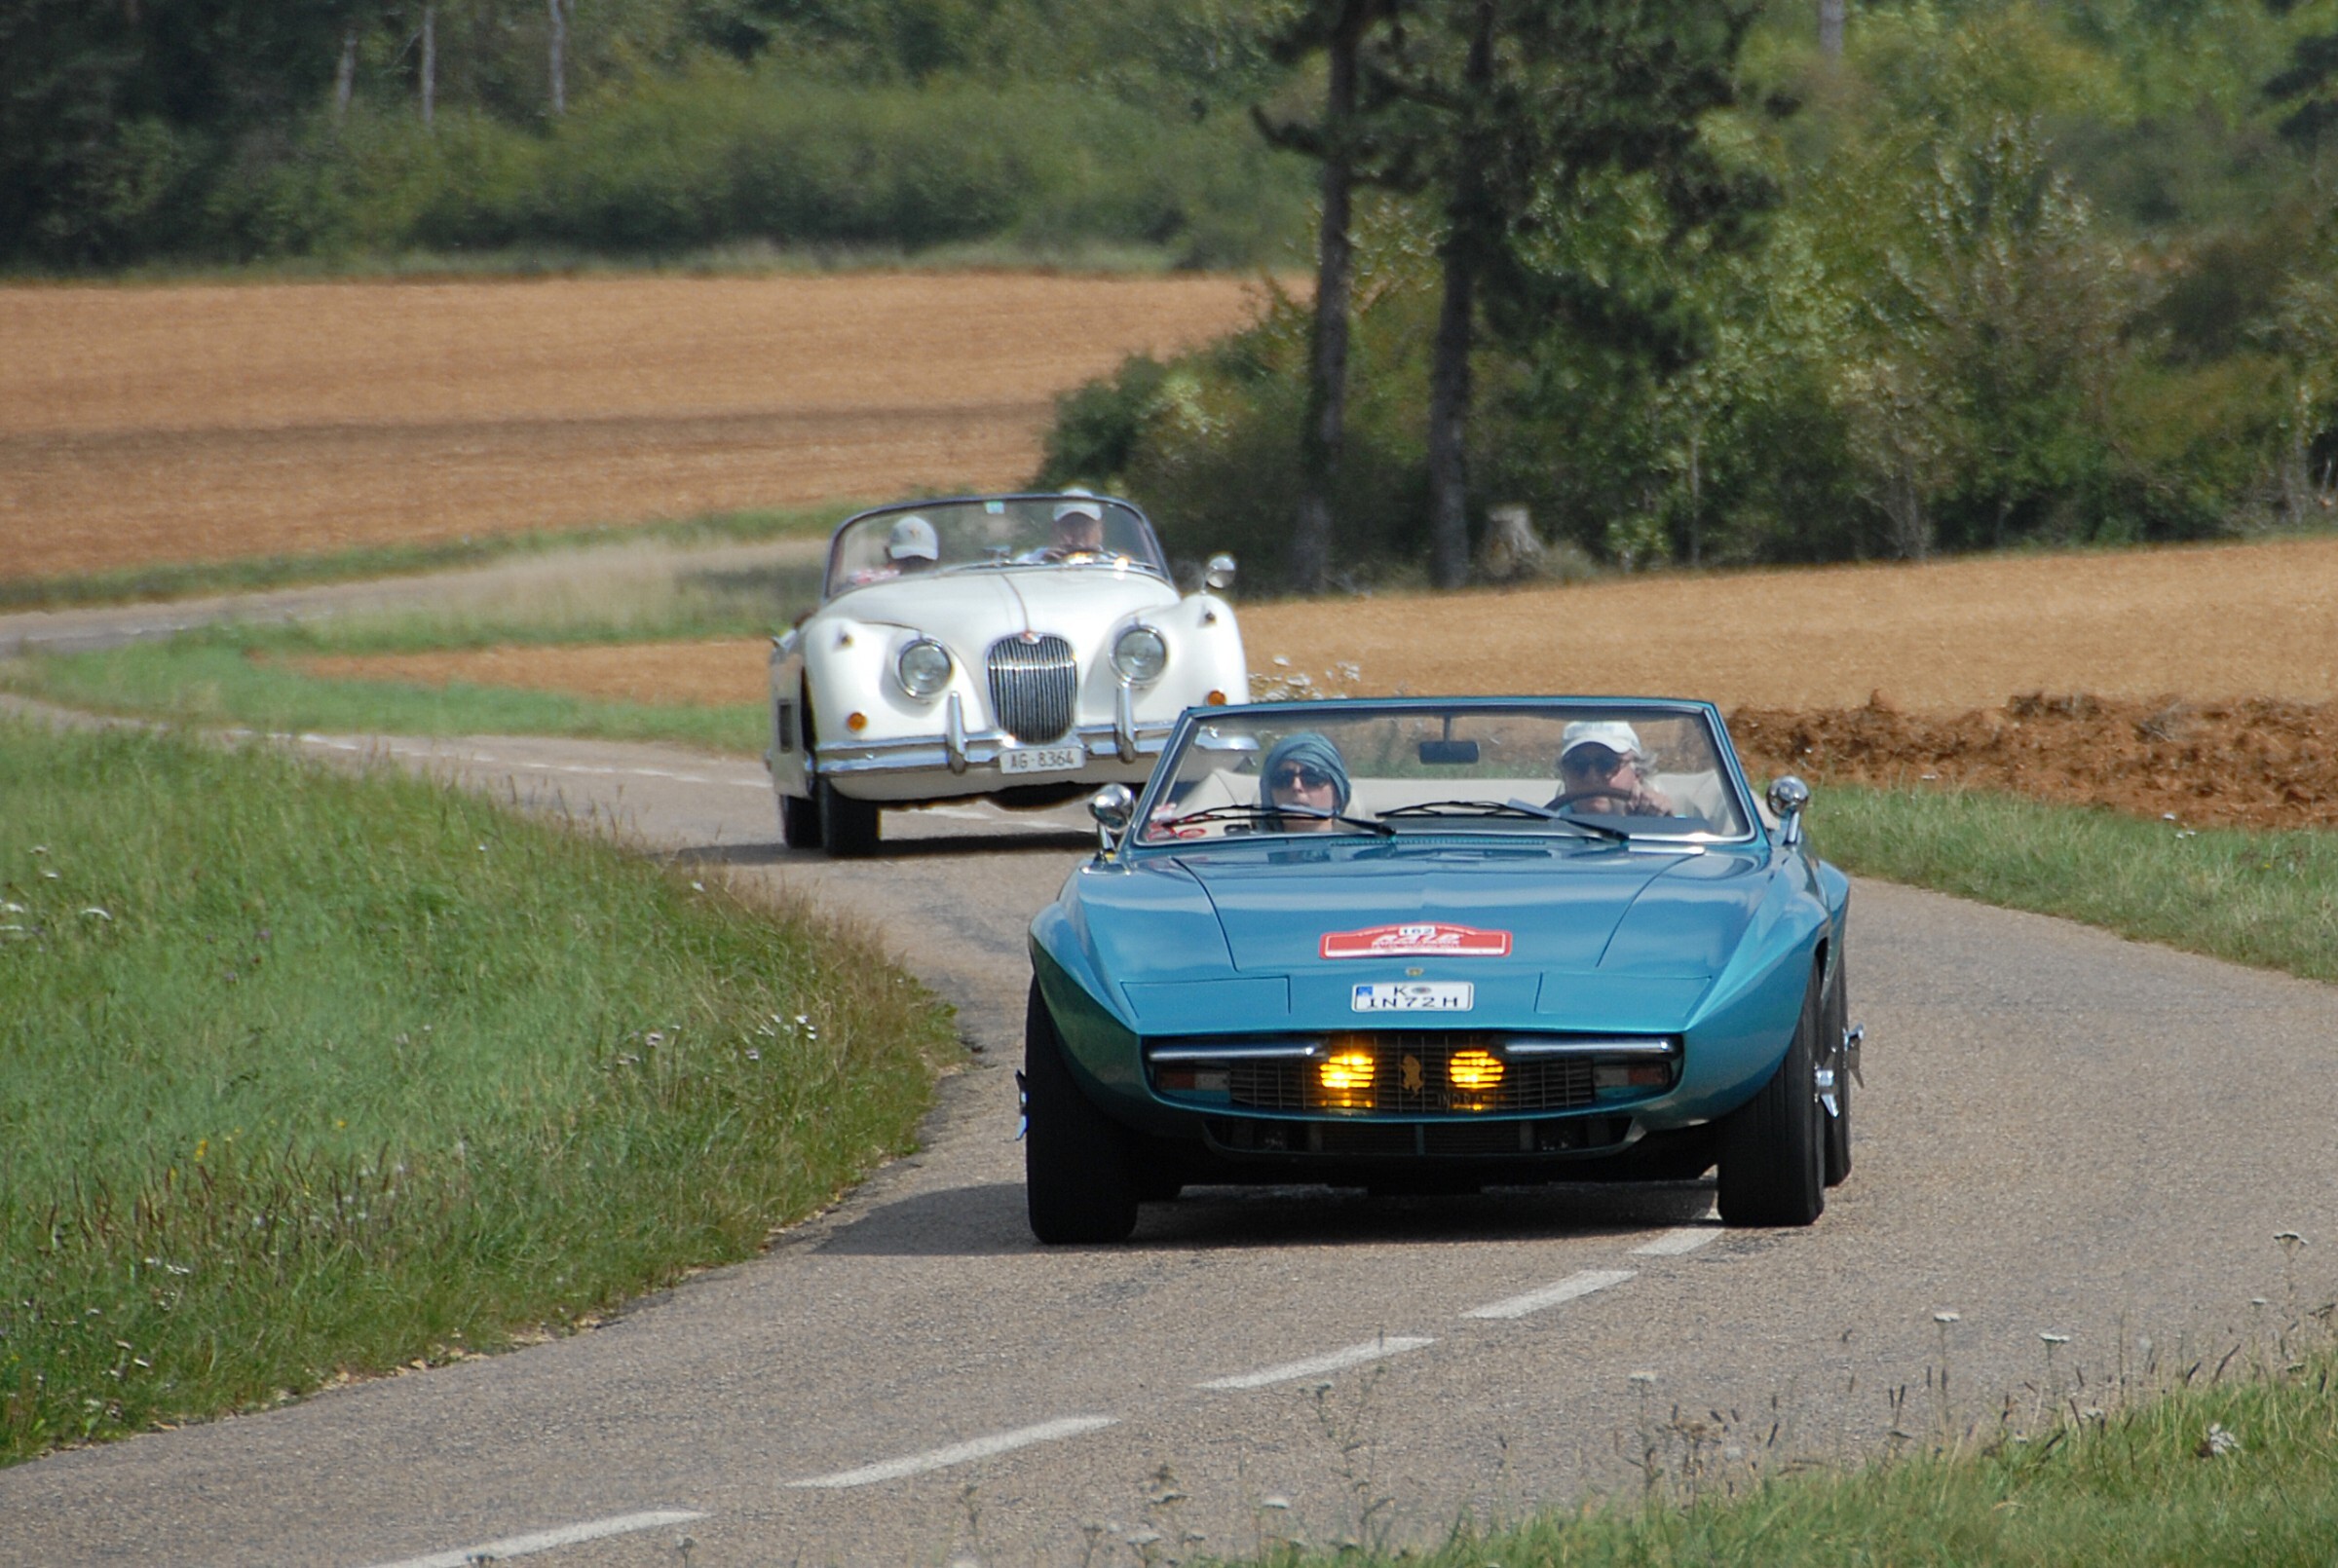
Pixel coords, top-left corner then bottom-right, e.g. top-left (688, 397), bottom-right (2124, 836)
top-left (1150, 1041), bottom-right (1326, 1063)
top-left (1501, 1036), bottom-right (1678, 1059)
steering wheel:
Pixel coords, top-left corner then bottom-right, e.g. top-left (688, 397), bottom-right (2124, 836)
top-left (1546, 789), bottom-right (1631, 812)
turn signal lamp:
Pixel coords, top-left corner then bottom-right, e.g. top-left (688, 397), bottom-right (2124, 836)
top-left (1205, 690), bottom-right (1228, 705)
top-left (847, 711), bottom-right (869, 732)
top-left (1315, 1045), bottom-right (1377, 1109)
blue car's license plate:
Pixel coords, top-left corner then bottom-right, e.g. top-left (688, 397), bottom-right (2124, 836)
top-left (1351, 982), bottom-right (1474, 1012)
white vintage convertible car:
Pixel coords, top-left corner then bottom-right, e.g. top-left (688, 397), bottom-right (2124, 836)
top-left (766, 493), bottom-right (1251, 856)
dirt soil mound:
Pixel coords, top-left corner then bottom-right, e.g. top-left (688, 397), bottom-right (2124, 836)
top-left (1730, 692), bottom-right (2338, 830)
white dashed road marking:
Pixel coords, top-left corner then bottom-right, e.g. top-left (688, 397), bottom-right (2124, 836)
top-left (1197, 1335), bottom-right (1437, 1391)
top-left (785, 1416), bottom-right (1119, 1489)
top-left (362, 1510), bottom-right (705, 1568)
top-left (1461, 1268), bottom-right (1637, 1321)
top-left (1631, 1226), bottom-right (1720, 1256)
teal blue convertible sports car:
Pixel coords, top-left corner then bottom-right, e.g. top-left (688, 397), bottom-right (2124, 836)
top-left (1022, 695), bottom-right (1861, 1243)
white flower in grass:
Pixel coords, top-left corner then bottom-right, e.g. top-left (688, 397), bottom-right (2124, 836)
top-left (80, 908), bottom-right (111, 921)
top-left (1, 901), bottom-right (23, 914)
top-left (2198, 1423), bottom-right (2242, 1458)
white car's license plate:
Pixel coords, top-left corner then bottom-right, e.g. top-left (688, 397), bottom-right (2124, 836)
top-left (999, 744), bottom-right (1084, 775)
top-left (1351, 982), bottom-right (1474, 1013)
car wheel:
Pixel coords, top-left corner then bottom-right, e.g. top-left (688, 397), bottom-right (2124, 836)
top-left (1023, 981), bottom-right (1139, 1245)
top-left (1822, 950), bottom-right (1853, 1188)
top-left (817, 776), bottom-right (881, 858)
top-left (778, 790), bottom-right (822, 850)
top-left (1716, 963), bottom-right (1827, 1227)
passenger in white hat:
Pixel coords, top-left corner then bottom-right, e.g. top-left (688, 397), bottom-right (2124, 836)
top-left (1550, 719), bottom-right (1676, 816)
top-left (886, 514), bottom-right (939, 574)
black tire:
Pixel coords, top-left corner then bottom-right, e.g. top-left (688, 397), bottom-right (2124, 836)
top-left (1822, 950), bottom-right (1853, 1188)
top-left (817, 776), bottom-right (881, 858)
top-left (1716, 963), bottom-right (1827, 1227)
top-left (1023, 981), bottom-right (1139, 1245)
top-left (778, 790), bottom-right (822, 849)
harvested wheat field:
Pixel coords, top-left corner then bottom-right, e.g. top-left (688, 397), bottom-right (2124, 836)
top-left (295, 533), bottom-right (2338, 828)
top-left (0, 273), bottom-right (1270, 582)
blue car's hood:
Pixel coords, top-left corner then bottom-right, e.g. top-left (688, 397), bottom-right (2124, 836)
top-left (1166, 840), bottom-right (1765, 977)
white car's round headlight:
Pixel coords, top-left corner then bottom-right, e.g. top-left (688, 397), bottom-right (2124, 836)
top-left (1111, 625), bottom-right (1168, 685)
top-left (895, 638), bottom-right (953, 698)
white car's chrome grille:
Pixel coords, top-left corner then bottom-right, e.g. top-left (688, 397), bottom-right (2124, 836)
top-left (986, 633), bottom-right (1077, 743)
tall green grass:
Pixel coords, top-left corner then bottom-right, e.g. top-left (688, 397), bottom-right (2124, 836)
top-left (0, 720), bottom-right (956, 1463)
top-left (1811, 784), bottom-right (2338, 984)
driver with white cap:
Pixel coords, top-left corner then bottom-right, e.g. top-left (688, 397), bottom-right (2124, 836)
top-left (1020, 488), bottom-right (1110, 563)
top-left (1549, 720), bottom-right (1676, 816)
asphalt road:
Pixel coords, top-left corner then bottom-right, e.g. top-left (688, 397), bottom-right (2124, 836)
top-left (5, 729), bottom-right (2336, 1568)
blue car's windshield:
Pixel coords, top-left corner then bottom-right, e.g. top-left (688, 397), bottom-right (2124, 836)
top-left (1138, 702), bottom-right (1754, 844)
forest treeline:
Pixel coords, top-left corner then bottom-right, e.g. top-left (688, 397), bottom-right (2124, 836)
top-left (1041, 0), bottom-right (2338, 581)
top-left (0, 0), bottom-right (1311, 267)
top-left (5, 0), bottom-right (2335, 580)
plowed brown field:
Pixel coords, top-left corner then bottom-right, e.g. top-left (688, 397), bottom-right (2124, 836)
top-left (0, 273), bottom-right (1271, 581)
top-left (295, 533), bottom-right (2338, 828)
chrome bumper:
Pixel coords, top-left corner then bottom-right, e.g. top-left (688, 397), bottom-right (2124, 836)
top-left (815, 703), bottom-right (1176, 780)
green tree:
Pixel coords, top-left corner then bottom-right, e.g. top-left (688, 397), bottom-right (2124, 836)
top-left (1254, 0), bottom-right (1414, 593)
top-left (1367, 0), bottom-right (1774, 584)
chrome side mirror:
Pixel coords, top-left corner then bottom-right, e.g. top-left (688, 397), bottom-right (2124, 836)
top-left (1766, 775), bottom-right (1810, 848)
top-left (1204, 553), bottom-right (1237, 592)
top-left (1088, 783), bottom-right (1136, 857)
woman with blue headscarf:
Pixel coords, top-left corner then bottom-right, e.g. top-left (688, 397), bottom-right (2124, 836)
top-left (1259, 731), bottom-right (1351, 831)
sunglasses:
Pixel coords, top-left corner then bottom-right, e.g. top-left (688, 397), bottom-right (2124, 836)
top-left (1270, 765), bottom-right (1335, 790)
top-left (1562, 747), bottom-right (1628, 776)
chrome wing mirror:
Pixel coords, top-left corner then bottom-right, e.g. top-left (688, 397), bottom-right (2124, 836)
top-left (1089, 783), bottom-right (1136, 859)
top-left (1766, 775), bottom-right (1810, 848)
top-left (1204, 553), bottom-right (1237, 592)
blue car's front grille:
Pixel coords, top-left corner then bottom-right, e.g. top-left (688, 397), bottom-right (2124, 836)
top-left (1199, 1033), bottom-right (1604, 1114)
top-left (986, 633), bottom-right (1077, 743)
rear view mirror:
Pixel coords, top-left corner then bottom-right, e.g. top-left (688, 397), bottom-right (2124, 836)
top-left (1418, 739), bottom-right (1480, 765)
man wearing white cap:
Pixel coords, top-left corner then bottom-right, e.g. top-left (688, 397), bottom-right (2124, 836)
top-left (1021, 489), bottom-right (1108, 563)
top-left (1549, 720), bottom-right (1676, 816)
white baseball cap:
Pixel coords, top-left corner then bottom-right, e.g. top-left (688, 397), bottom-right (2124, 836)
top-left (1052, 489), bottom-right (1104, 523)
top-left (1560, 720), bottom-right (1642, 762)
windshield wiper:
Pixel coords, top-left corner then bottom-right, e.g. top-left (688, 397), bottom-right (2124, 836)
top-left (1493, 798), bottom-right (1632, 840)
top-left (1369, 799), bottom-right (1626, 840)
top-left (1152, 803), bottom-right (1394, 838)
top-left (1377, 800), bottom-right (1555, 822)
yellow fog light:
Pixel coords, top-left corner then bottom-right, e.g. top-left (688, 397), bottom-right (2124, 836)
top-left (1448, 1048), bottom-right (1504, 1110)
top-left (1448, 1050), bottom-right (1504, 1092)
top-left (1315, 1045), bottom-right (1377, 1109)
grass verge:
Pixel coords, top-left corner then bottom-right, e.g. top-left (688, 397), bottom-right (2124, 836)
top-left (0, 502), bottom-right (845, 614)
top-left (5, 629), bottom-right (769, 755)
top-left (1267, 1341), bottom-right (2338, 1565)
top-left (0, 717), bottom-right (958, 1466)
top-left (1811, 783), bottom-right (2338, 985)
